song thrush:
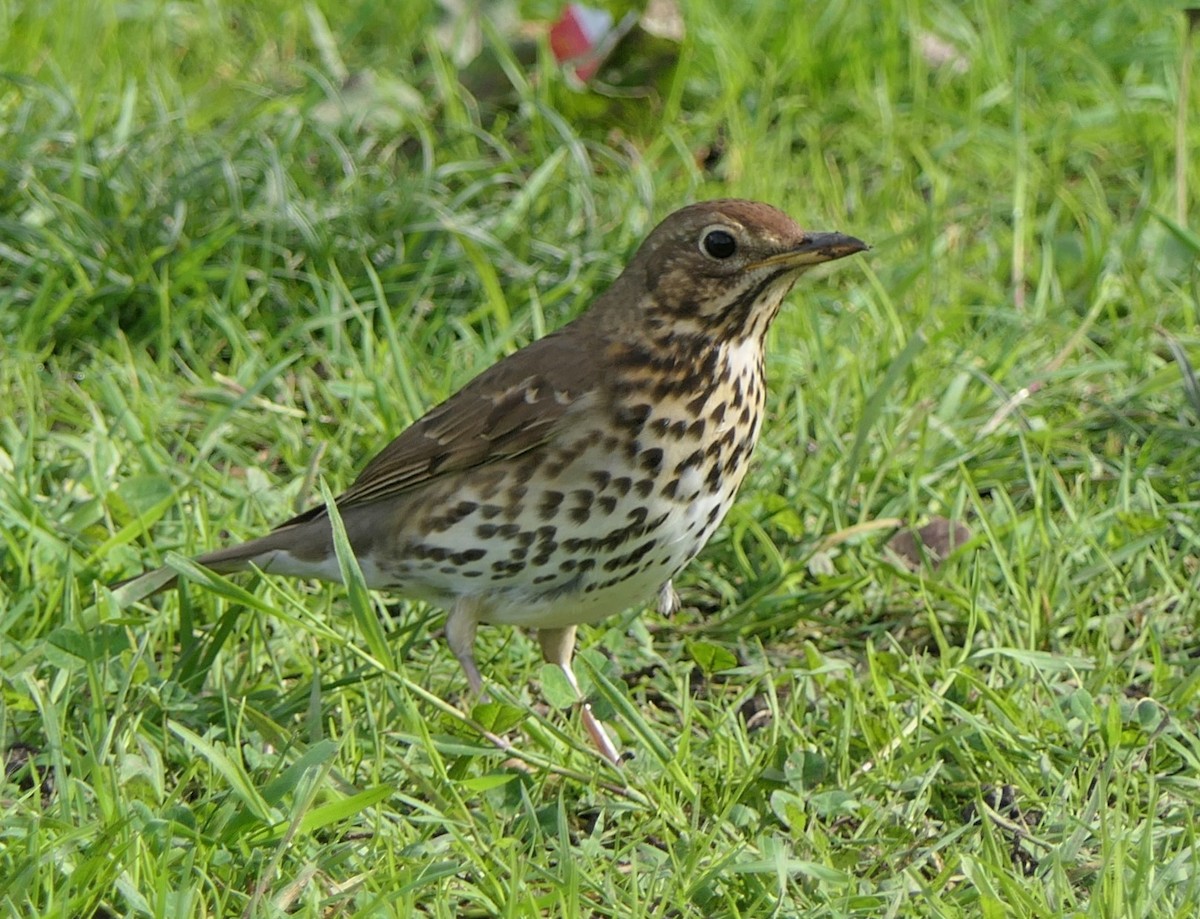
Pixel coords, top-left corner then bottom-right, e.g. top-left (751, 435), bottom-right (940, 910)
top-left (114, 199), bottom-right (867, 763)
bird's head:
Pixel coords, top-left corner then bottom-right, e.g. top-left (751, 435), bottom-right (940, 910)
top-left (605, 199), bottom-right (868, 342)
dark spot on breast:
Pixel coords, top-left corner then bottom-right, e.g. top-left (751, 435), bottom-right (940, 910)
top-left (602, 538), bottom-right (658, 572)
top-left (450, 548), bottom-right (486, 564)
top-left (511, 459), bottom-right (541, 487)
top-left (723, 445), bottom-right (748, 475)
top-left (709, 403), bottom-right (727, 425)
top-left (539, 490), bottom-right (564, 520)
top-left (569, 489), bottom-right (595, 524)
top-left (612, 476), bottom-right (633, 496)
top-left (476, 523), bottom-right (498, 539)
top-left (542, 439), bottom-right (588, 479)
top-left (597, 495), bottom-right (617, 514)
top-left (480, 504), bottom-right (503, 520)
top-left (613, 342), bottom-right (655, 369)
top-left (661, 479), bottom-right (679, 499)
top-left (452, 500), bottom-right (478, 519)
top-left (411, 544), bottom-right (449, 563)
top-left (686, 419), bottom-right (705, 439)
top-left (649, 377), bottom-right (679, 401)
top-left (616, 403), bottom-right (652, 432)
top-left (628, 537), bottom-right (657, 566)
top-left (590, 470), bottom-right (612, 490)
top-left (639, 448), bottom-right (664, 473)
top-left (427, 499), bottom-right (479, 532)
top-left (706, 464), bottom-right (722, 489)
top-left (561, 437), bottom-right (589, 464)
top-left (649, 417), bottom-right (671, 436)
top-left (634, 478), bottom-right (654, 498)
top-left (675, 450), bottom-right (704, 474)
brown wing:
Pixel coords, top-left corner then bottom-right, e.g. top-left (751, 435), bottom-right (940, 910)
top-left (275, 326), bottom-right (605, 528)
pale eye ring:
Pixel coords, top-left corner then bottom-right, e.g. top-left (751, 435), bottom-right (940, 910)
top-left (699, 226), bottom-right (738, 260)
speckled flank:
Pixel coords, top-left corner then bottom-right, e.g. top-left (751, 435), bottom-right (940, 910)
top-left (345, 292), bottom-right (783, 630)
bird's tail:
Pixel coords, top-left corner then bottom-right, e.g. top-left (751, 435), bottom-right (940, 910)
top-left (108, 529), bottom-right (300, 604)
top-left (107, 517), bottom-right (339, 604)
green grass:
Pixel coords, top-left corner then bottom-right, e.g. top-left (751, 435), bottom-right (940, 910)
top-left (3, 0), bottom-right (1200, 915)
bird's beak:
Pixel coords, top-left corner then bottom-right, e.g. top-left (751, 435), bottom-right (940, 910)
top-left (750, 232), bottom-right (870, 271)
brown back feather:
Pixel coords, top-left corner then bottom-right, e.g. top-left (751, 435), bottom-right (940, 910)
top-left (274, 324), bottom-right (608, 530)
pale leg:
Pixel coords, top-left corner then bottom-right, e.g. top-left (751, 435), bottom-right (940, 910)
top-left (657, 579), bottom-right (681, 616)
top-left (445, 598), bottom-right (484, 695)
top-left (538, 625), bottom-right (621, 765)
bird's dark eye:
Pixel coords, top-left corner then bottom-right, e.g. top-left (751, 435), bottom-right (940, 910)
top-left (701, 228), bottom-right (737, 260)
